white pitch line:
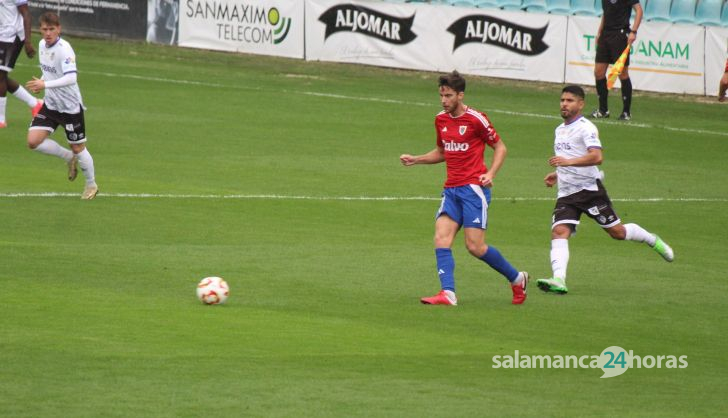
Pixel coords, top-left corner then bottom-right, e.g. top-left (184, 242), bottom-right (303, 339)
top-left (0, 192), bottom-right (725, 203)
top-left (74, 69), bottom-right (728, 138)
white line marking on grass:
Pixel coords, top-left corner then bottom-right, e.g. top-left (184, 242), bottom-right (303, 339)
top-left (79, 70), bottom-right (728, 138)
top-left (1, 192), bottom-right (725, 202)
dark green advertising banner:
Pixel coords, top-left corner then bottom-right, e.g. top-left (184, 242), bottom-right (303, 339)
top-left (29, 0), bottom-right (147, 40)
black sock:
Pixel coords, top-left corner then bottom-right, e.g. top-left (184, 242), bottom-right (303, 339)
top-left (596, 78), bottom-right (608, 113)
top-left (621, 77), bottom-right (632, 115)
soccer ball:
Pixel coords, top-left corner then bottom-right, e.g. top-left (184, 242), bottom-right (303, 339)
top-left (196, 276), bottom-right (229, 305)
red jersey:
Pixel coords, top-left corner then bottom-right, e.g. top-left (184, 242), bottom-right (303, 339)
top-left (435, 106), bottom-right (501, 188)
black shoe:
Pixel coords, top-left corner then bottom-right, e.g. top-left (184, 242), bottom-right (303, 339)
top-left (590, 109), bottom-right (610, 118)
top-left (618, 112), bottom-right (631, 121)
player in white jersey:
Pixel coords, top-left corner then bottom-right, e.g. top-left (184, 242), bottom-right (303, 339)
top-left (537, 85), bottom-right (673, 295)
top-left (0, 0), bottom-right (43, 127)
top-left (25, 12), bottom-right (97, 200)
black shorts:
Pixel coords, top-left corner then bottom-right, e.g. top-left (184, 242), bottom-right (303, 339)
top-left (29, 104), bottom-right (87, 144)
top-left (0, 36), bottom-right (23, 72)
top-left (551, 180), bottom-right (621, 233)
top-left (596, 30), bottom-right (630, 66)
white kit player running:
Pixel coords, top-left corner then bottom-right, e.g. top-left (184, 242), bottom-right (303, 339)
top-left (26, 12), bottom-right (97, 199)
top-left (0, 0), bottom-right (43, 128)
top-left (537, 85), bottom-right (673, 295)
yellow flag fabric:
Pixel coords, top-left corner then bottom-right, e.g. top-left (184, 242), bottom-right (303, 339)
top-left (607, 45), bottom-right (631, 89)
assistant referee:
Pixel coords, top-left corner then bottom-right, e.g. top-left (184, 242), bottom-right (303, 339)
top-left (592, 0), bottom-right (643, 121)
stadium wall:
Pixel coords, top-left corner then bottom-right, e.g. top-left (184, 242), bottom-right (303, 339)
top-left (29, 0), bottom-right (146, 40)
top-left (305, 0), bottom-right (569, 83)
top-left (28, 0), bottom-right (725, 97)
top-left (565, 16), bottom-right (705, 94)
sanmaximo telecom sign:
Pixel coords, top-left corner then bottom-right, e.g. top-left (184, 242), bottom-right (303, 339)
top-left (180, 0), bottom-right (305, 58)
top-left (185, 1), bottom-right (292, 44)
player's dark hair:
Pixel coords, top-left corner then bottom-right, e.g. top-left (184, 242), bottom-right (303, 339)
top-left (439, 71), bottom-right (466, 93)
top-left (562, 85), bottom-right (585, 99)
top-left (40, 12), bottom-right (61, 26)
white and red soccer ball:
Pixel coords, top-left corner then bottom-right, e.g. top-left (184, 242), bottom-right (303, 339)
top-left (196, 276), bottom-right (229, 305)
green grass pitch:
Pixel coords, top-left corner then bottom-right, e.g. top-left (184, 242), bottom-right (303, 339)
top-left (1, 38), bottom-right (726, 417)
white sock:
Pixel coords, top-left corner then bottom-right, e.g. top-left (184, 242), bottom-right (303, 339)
top-left (550, 238), bottom-right (569, 280)
top-left (0, 97), bottom-right (6, 123)
top-left (76, 148), bottom-right (96, 185)
top-left (623, 223), bottom-right (656, 246)
top-left (34, 138), bottom-right (73, 161)
top-left (12, 86), bottom-right (38, 107)
top-left (511, 272), bottom-right (525, 286)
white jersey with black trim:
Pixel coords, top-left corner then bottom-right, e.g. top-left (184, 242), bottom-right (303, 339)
top-left (0, 0), bottom-right (25, 42)
top-left (554, 115), bottom-right (603, 198)
top-left (39, 37), bottom-right (83, 114)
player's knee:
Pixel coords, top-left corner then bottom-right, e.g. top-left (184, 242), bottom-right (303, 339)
top-left (27, 135), bottom-right (43, 149)
top-left (551, 224), bottom-right (572, 239)
top-left (433, 234), bottom-right (451, 248)
top-left (465, 240), bottom-right (485, 257)
top-left (607, 226), bottom-right (626, 240)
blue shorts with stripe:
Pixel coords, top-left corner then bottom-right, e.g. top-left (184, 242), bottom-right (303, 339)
top-left (435, 185), bottom-right (492, 229)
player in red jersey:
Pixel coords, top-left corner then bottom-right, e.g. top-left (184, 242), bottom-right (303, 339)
top-left (400, 71), bottom-right (529, 306)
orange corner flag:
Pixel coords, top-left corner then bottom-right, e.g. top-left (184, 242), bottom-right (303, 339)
top-left (607, 45), bottom-right (631, 89)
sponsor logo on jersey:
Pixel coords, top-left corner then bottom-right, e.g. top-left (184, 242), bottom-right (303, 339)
top-left (40, 64), bottom-right (57, 74)
top-left (447, 15), bottom-right (549, 56)
top-left (443, 140), bottom-right (470, 152)
top-left (319, 4), bottom-right (417, 45)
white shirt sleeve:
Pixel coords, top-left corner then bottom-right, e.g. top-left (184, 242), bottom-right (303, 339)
top-left (44, 72), bottom-right (77, 89)
top-left (584, 124), bottom-right (602, 149)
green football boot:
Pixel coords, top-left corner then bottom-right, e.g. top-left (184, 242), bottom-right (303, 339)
top-left (652, 235), bottom-right (674, 262)
top-left (537, 277), bottom-right (568, 295)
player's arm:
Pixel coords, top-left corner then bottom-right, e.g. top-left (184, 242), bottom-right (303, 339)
top-left (718, 71), bottom-right (728, 101)
top-left (628, 3), bottom-right (643, 45)
top-left (544, 172), bottom-right (557, 187)
top-left (479, 139), bottom-right (507, 187)
top-left (549, 147), bottom-right (603, 167)
top-left (596, 15), bottom-right (604, 44)
top-left (400, 146), bottom-right (445, 166)
top-left (17, 4), bottom-right (35, 58)
top-left (26, 72), bottom-right (77, 93)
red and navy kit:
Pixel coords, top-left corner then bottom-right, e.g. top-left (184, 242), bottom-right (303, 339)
top-left (435, 106), bottom-right (500, 188)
